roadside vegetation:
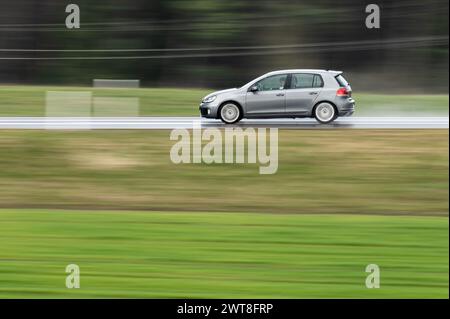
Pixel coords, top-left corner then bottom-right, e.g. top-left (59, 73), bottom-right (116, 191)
top-left (0, 86), bottom-right (448, 116)
top-left (0, 130), bottom-right (447, 215)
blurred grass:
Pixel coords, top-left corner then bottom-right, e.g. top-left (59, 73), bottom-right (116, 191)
top-left (0, 209), bottom-right (447, 298)
top-left (0, 86), bottom-right (209, 117)
top-left (0, 85), bottom-right (448, 116)
top-left (0, 130), bottom-right (448, 215)
top-left (355, 93), bottom-right (449, 116)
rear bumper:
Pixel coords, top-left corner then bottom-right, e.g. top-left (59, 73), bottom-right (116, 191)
top-left (337, 97), bottom-right (356, 117)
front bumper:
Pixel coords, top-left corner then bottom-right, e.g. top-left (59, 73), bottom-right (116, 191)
top-left (199, 102), bottom-right (220, 119)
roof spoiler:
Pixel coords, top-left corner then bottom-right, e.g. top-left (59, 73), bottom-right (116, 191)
top-left (327, 70), bottom-right (343, 75)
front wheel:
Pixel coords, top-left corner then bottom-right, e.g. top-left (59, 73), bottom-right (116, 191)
top-left (314, 102), bottom-right (337, 124)
top-left (219, 103), bottom-right (241, 124)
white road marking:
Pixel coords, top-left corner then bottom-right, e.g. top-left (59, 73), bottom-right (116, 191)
top-left (0, 117), bottom-right (448, 129)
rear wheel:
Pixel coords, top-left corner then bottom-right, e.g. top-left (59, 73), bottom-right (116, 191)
top-left (314, 102), bottom-right (336, 124)
top-left (219, 103), bottom-right (241, 124)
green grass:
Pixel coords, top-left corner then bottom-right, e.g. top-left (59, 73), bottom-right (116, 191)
top-left (0, 85), bottom-right (448, 116)
top-left (0, 130), bottom-right (448, 215)
top-left (0, 209), bottom-right (447, 298)
top-left (0, 126), bottom-right (447, 298)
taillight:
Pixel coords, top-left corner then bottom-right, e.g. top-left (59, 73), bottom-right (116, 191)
top-left (336, 88), bottom-right (349, 96)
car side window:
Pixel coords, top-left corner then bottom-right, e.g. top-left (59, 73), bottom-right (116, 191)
top-left (313, 74), bottom-right (324, 88)
top-left (290, 73), bottom-right (324, 89)
top-left (255, 74), bottom-right (287, 91)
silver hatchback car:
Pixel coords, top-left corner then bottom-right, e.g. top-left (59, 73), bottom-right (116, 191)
top-left (199, 69), bottom-right (355, 124)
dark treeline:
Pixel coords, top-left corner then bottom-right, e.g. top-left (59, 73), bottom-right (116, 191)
top-left (0, 0), bottom-right (448, 92)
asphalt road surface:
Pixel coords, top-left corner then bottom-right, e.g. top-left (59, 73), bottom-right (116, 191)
top-left (0, 117), bottom-right (448, 129)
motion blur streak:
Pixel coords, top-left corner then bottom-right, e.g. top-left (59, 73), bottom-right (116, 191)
top-left (1, 36), bottom-right (447, 52)
top-left (1, 36), bottom-right (448, 60)
top-left (0, 0), bottom-right (448, 92)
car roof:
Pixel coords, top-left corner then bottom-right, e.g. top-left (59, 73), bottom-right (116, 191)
top-left (265, 69), bottom-right (343, 75)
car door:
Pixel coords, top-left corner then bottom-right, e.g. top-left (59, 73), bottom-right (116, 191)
top-left (245, 74), bottom-right (288, 115)
top-left (285, 73), bottom-right (324, 115)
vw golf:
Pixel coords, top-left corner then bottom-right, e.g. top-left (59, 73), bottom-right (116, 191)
top-left (199, 69), bottom-right (355, 124)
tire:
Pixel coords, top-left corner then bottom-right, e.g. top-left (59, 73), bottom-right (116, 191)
top-left (314, 102), bottom-right (337, 124)
top-left (219, 103), bottom-right (242, 124)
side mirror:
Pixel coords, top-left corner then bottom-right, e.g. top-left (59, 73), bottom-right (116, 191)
top-left (250, 85), bottom-right (259, 92)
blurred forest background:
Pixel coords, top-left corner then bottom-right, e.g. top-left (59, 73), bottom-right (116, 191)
top-left (0, 0), bottom-right (448, 92)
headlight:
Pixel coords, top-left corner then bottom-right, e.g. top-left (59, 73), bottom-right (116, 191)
top-left (202, 95), bottom-right (217, 103)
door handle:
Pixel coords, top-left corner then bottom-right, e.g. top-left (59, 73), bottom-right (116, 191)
top-left (309, 92), bottom-right (318, 95)
top-left (276, 93), bottom-right (285, 97)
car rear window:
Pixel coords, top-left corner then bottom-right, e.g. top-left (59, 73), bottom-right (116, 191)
top-left (335, 74), bottom-right (349, 87)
